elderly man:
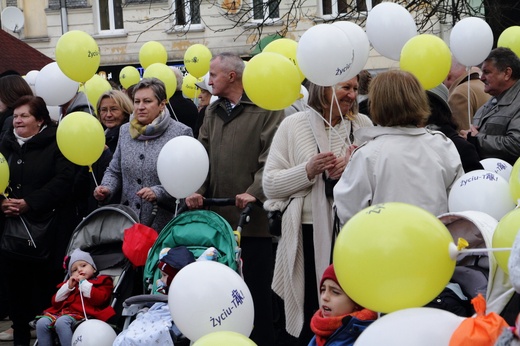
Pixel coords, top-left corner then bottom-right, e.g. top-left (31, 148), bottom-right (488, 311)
top-left (444, 58), bottom-right (491, 131)
top-left (462, 47), bottom-right (520, 165)
top-left (186, 52), bottom-right (285, 346)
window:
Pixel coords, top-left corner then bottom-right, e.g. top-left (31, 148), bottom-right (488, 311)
top-left (322, 0), bottom-right (381, 16)
top-left (96, 0), bottom-right (124, 33)
top-left (252, 0), bottom-right (280, 21)
top-left (173, 0), bottom-right (201, 25)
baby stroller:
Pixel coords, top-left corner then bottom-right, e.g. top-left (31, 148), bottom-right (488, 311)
top-left (437, 210), bottom-right (515, 319)
top-left (33, 204), bottom-right (140, 345)
top-left (119, 198), bottom-right (249, 344)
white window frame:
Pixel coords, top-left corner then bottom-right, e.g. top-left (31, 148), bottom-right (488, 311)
top-left (168, 0), bottom-right (203, 32)
top-left (94, 0), bottom-right (125, 35)
top-left (250, 0), bottom-right (280, 24)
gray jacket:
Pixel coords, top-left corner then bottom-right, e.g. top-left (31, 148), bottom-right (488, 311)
top-left (472, 80), bottom-right (520, 165)
top-left (101, 118), bottom-right (192, 231)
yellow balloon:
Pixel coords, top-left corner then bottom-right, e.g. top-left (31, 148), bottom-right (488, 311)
top-left (56, 30), bottom-right (100, 83)
top-left (333, 202), bottom-right (456, 313)
top-left (193, 331), bottom-right (257, 346)
top-left (243, 52), bottom-right (301, 111)
top-left (143, 63), bottom-right (177, 99)
top-left (492, 208), bottom-right (520, 274)
top-left (498, 26), bottom-right (520, 58)
top-left (0, 153), bottom-right (9, 195)
top-left (57, 111), bottom-right (105, 166)
top-left (263, 38), bottom-right (305, 82)
top-left (139, 41), bottom-right (168, 69)
top-left (119, 66), bottom-right (141, 89)
top-left (400, 34), bottom-right (451, 90)
top-left (184, 44), bottom-right (212, 78)
top-left (182, 74), bottom-right (201, 99)
top-left (510, 158), bottom-right (520, 205)
top-left (79, 75), bottom-right (113, 114)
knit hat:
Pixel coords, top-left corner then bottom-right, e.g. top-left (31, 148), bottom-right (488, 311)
top-left (320, 264), bottom-right (339, 288)
top-left (68, 248), bottom-right (97, 276)
top-left (157, 246), bottom-right (195, 286)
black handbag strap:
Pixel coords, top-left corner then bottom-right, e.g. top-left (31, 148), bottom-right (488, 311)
top-left (330, 208), bottom-right (341, 263)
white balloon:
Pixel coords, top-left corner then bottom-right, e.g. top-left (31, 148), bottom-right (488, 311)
top-left (300, 85), bottom-right (309, 105)
top-left (366, 2), bottom-right (417, 61)
top-left (450, 17), bottom-right (493, 66)
top-left (168, 261), bottom-right (254, 341)
top-left (332, 21), bottom-right (370, 81)
top-left (355, 308), bottom-right (464, 346)
top-left (23, 70), bottom-right (39, 94)
top-left (71, 319), bottom-right (116, 346)
top-left (480, 158), bottom-right (513, 181)
top-left (157, 135), bottom-right (209, 199)
top-left (35, 62), bottom-right (79, 106)
top-left (448, 170), bottom-right (515, 220)
top-left (47, 105), bottom-right (61, 122)
top-left (296, 24), bottom-right (354, 86)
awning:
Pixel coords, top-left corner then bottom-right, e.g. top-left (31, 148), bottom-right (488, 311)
top-left (250, 33), bottom-right (283, 56)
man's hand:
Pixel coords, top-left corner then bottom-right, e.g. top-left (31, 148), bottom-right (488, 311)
top-left (236, 193), bottom-right (256, 209)
top-left (185, 193), bottom-right (204, 209)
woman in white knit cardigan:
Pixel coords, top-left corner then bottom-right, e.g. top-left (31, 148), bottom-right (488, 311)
top-left (263, 77), bottom-right (373, 344)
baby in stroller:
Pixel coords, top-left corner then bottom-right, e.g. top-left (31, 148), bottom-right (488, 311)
top-left (114, 246), bottom-right (218, 345)
top-left (35, 249), bottom-right (116, 346)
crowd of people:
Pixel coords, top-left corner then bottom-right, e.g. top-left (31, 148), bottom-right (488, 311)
top-left (0, 46), bottom-right (519, 345)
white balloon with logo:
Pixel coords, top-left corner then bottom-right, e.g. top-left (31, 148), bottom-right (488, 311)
top-left (480, 158), bottom-right (513, 181)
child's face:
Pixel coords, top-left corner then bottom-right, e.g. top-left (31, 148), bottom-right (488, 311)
top-left (320, 279), bottom-right (357, 317)
top-left (70, 260), bottom-right (95, 280)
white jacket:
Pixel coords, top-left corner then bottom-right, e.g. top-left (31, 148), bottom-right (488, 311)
top-left (333, 126), bottom-right (464, 225)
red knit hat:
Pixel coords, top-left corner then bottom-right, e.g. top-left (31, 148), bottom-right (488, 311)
top-left (320, 264), bottom-right (339, 288)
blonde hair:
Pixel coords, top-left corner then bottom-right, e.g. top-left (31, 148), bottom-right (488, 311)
top-left (369, 70), bottom-right (430, 127)
top-left (96, 89), bottom-right (134, 120)
top-left (307, 79), bottom-right (359, 119)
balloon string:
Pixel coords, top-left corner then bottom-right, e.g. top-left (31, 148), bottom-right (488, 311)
top-left (466, 66), bottom-right (471, 130)
top-left (90, 168), bottom-right (98, 187)
top-left (174, 199), bottom-right (180, 217)
top-left (79, 285), bottom-right (88, 321)
top-left (82, 82), bottom-right (94, 116)
top-left (458, 247), bottom-right (512, 254)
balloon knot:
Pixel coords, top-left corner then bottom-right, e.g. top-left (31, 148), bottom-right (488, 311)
top-left (457, 237), bottom-right (469, 251)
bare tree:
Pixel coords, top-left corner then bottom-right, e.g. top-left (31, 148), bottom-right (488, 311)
top-left (132, 0), bottom-right (520, 48)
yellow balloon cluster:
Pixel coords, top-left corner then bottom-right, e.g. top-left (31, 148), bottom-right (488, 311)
top-left (493, 208), bottom-right (520, 274)
top-left (55, 30), bottom-right (100, 83)
top-left (400, 34), bottom-right (451, 90)
top-left (243, 52), bottom-right (301, 111)
top-left (119, 66), bottom-right (141, 89)
top-left (498, 26), bottom-right (520, 58)
top-left (333, 202), bottom-right (455, 313)
top-left (184, 44), bottom-right (212, 78)
top-left (79, 75), bottom-right (113, 113)
top-left (139, 41), bottom-right (168, 69)
top-left (182, 74), bottom-right (201, 99)
top-left (143, 63), bottom-right (177, 99)
top-left (57, 111), bottom-right (105, 167)
top-left (0, 153), bottom-right (9, 196)
top-left (263, 38), bottom-right (305, 82)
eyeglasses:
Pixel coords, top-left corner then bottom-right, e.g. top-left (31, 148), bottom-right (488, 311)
top-left (99, 107), bottom-right (121, 115)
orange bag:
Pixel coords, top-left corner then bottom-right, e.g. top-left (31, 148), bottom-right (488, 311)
top-left (449, 293), bottom-right (509, 346)
top-left (122, 223), bottom-right (158, 267)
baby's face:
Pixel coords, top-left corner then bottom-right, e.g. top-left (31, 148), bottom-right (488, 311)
top-left (70, 260), bottom-right (95, 281)
top-left (319, 279), bottom-right (357, 317)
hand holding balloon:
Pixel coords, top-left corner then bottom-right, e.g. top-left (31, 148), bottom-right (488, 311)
top-left (136, 187), bottom-right (157, 202)
top-left (93, 186), bottom-right (111, 201)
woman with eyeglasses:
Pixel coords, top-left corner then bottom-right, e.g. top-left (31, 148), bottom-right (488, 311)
top-left (97, 90), bottom-right (134, 153)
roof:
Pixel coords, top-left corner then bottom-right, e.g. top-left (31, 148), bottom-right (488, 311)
top-left (0, 29), bottom-right (53, 76)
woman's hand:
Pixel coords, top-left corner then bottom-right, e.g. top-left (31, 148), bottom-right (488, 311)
top-left (136, 187), bottom-right (157, 202)
top-left (185, 193), bottom-right (204, 209)
top-left (306, 152), bottom-right (336, 180)
top-left (1, 198), bottom-right (28, 216)
top-left (93, 186), bottom-right (111, 201)
top-left (327, 156), bottom-right (347, 180)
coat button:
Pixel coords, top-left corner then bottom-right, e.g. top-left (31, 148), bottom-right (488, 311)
top-left (16, 184), bottom-right (21, 189)
top-left (139, 154), bottom-right (144, 160)
top-left (136, 203), bottom-right (141, 209)
top-left (137, 179), bottom-right (142, 184)
top-left (16, 159), bottom-right (22, 164)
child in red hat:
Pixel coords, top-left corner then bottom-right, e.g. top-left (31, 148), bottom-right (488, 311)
top-left (308, 264), bottom-right (377, 346)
